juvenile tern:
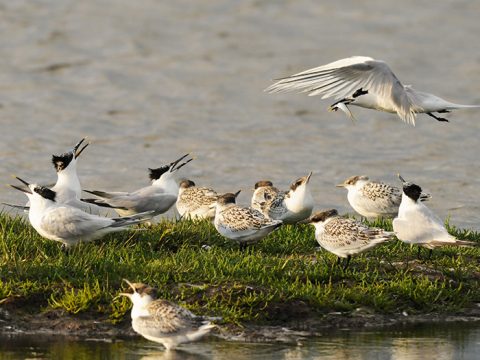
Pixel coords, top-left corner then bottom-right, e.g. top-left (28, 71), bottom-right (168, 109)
top-left (305, 209), bottom-right (394, 269)
top-left (120, 279), bottom-right (217, 350)
top-left (261, 173), bottom-right (314, 224)
top-left (214, 192), bottom-right (282, 249)
top-left (82, 154), bottom-right (193, 217)
top-left (266, 56), bottom-right (480, 125)
top-left (176, 179), bottom-right (218, 220)
top-left (10, 177), bottom-right (153, 248)
top-left (393, 176), bottom-right (476, 256)
top-left (337, 175), bottom-right (431, 218)
top-left (250, 180), bottom-right (281, 217)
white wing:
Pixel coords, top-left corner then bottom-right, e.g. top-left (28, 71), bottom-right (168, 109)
top-left (40, 206), bottom-right (113, 240)
top-left (266, 56), bottom-right (419, 125)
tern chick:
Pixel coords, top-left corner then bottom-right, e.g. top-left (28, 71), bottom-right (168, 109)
top-left (120, 279), bottom-right (217, 350)
top-left (337, 175), bottom-right (431, 219)
top-left (305, 209), bottom-right (394, 269)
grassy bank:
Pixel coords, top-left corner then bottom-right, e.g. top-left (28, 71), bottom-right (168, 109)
top-left (0, 212), bottom-right (479, 332)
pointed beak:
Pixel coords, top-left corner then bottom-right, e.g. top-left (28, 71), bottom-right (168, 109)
top-left (74, 138), bottom-right (89, 159)
top-left (398, 173), bottom-right (406, 183)
top-left (118, 292), bottom-right (132, 299)
top-left (306, 172), bottom-right (313, 183)
top-left (170, 154), bottom-right (193, 172)
top-left (123, 278), bottom-right (136, 290)
top-left (298, 217), bottom-right (312, 224)
top-left (336, 183), bottom-right (346, 188)
top-left (234, 190), bottom-right (241, 198)
top-left (9, 184), bottom-right (32, 194)
top-left (10, 176), bottom-right (33, 193)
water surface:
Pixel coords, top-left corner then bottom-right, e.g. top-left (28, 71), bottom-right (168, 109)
top-left (1, 322), bottom-right (479, 359)
top-left (0, 0), bottom-right (479, 230)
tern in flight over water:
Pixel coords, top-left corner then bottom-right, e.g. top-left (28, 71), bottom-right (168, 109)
top-left (266, 56), bottom-right (480, 126)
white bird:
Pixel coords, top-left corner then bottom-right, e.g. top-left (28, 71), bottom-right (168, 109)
top-left (10, 177), bottom-right (153, 248)
top-left (337, 175), bottom-right (431, 218)
top-left (4, 138), bottom-right (96, 213)
top-left (393, 176), bottom-right (475, 257)
top-left (305, 209), bottom-right (394, 268)
top-left (261, 173), bottom-right (314, 224)
top-left (176, 179), bottom-right (218, 220)
top-left (119, 279), bottom-right (217, 350)
top-left (214, 192), bottom-right (283, 249)
top-left (266, 56), bottom-right (480, 125)
top-left (250, 180), bottom-right (281, 216)
top-left (82, 154), bottom-right (193, 217)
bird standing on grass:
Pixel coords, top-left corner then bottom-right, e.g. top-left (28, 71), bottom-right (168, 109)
top-left (119, 279), bottom-right (217, 350)
top-left (337, 175), bottom-right (430, 219)
top-left (393, 176), bottom-right (476, 258)
top-left (176, 179), bottom-right (218, 220)
top-left (251, 180), bottom-right (281, 216)
top-left (304, 209), bottom-right (394, 269)
top-left (214, 192), bottom-right (283, 249)
top-left (10, 177), bottom-right (153, 248)
top-left (82, 154), bottom-right (193, 217)
top-left (257, 173), bottom-right (314, 224)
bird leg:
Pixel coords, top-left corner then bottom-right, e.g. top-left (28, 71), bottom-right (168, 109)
top-left (343, 255), bottom-right (352, 270)
top-left (417, 246), bottom-right (422, 259)
top-left (427, 112), bottom-right (449, 122)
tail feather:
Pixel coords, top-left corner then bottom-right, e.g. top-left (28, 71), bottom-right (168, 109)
top-left (81, 198), bottom-right (127, 210)
top-left (2, 202), bottom-right (30, 211)
top-left (109, 211), bottom-right (155, 228)
top-left (429, 239), bottom-right (477, 248)
top-left (83, 190), bottom-right (127, 199)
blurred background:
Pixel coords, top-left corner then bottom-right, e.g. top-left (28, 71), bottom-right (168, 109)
top-left (0, 0), bottom-right (479, 229)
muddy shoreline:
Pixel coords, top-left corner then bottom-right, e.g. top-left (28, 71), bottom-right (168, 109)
top-left (2, 306), bottom-right (480, 343)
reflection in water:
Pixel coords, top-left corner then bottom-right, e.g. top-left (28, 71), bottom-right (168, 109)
top-left (0, 323), bottom-right (479, 360)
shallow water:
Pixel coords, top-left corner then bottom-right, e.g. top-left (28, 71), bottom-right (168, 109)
top-left (1, 322), bottom-right (480, 359)
top-left (0, 0), bottom-right (479, 230)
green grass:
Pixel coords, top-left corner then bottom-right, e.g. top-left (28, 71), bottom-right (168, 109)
top-left (0, 212), bottom-right (479, 327)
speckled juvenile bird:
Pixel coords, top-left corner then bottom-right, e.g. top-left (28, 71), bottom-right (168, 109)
top-left (250, 180), bottom-right (281, 216)
top-left (82, 154), bottom-right (193, 217)
top-left (176, 179), bottom-right (218, 220)
top-left (305, 209), bottom-right (394, 269)
top-left (337, 175), bottom-right (431, 218)
top-left (10, 177), bottom-right (153, 248)
top-left (120, 279), bottom-right (217, 350)
top-left (214, 192), bottom-right (283, 249)
top-left (393, 177), bottom-right (476, 258)
top-left (259, 173), bottom-right (314, 224)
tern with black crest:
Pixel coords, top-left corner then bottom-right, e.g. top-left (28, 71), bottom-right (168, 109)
top-left (266, 56), bottom-right (480, 125)
top-left (10, 177), bottom-right (153, 248)
top-left (393, 175), bottom-right (476, 257)
top-left (82, 154), bottom-right (193, 217)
